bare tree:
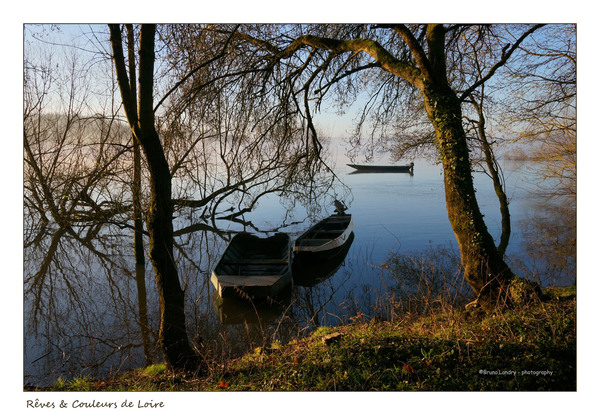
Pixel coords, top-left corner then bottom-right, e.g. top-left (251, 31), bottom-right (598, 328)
top-left (158, 25), bottom-right (339, 226)
top-left (107, 23), bottom-right (340, 371)
top-left (109, 24), bottom-right (200, 371)
top-left (25, 24), bottom-right (341, 378)
top-left (498, 24), bottom-right (576, 286)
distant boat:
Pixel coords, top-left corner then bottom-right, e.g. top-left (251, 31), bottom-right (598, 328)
top-left (347, 162), bottom-right (414, 173)
top-left (211, 233), bottom-right (292, 300)
top-left (293, 213), bottom-right (354, 257)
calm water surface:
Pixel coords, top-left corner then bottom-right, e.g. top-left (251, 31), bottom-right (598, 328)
top-left (245, 155), bottom-right (554, 282)
top-left (24, 148), bottom-right (573, 386)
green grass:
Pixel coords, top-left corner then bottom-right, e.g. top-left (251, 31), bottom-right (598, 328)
top-left (37, 286), bottom-right (575, 392)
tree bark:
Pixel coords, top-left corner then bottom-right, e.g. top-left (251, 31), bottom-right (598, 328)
top-left (109, 24), bottom-right (199, 371)
top-left (422, 81), bottom-right (514, 307)
top-left (384, 24), bottom-right (528, 307)
top-left (419, 25), bottom-right (516, 308)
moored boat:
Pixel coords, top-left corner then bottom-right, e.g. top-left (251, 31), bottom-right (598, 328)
top-left (211, 232), bottom-right (292, 300)
top-left (347, 162), bottom-right (414, 173)
top-left (293, 213), bottom-right (354, 257)
top-left (292, 231), bottom-right (355, 287)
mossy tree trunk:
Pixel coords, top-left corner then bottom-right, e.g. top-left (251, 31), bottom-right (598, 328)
top-left (420, 25), bottom-right (515, 307)
top-left (422, 81), bottom-right (515, 307)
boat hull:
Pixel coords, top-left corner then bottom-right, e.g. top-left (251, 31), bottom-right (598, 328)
top-left (347, 163), bottom-right (413, 173)
top-left (293, 214), bottom-right (354, 257)
top-left (293, 232), bottom-right (354, 287)
top-left (211, 233), bottom-right (292, 300)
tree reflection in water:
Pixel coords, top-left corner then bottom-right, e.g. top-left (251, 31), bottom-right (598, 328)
top-left (22, 125), bottom-right (349, 387)
top-left (24, 222), bottom-right (156, 386)
top-left (23, 29), bottom-right (347, 386)
top-left (24, 214), bottom-right (358, 386)
top-left (22, 124), bottom-right (345, 386)
top-left (517, 195), bottom-right (576, 287)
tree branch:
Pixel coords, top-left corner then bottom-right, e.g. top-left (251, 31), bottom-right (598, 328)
top-left (232, 29), bottom-right (423, 89)
top-left (459, 24), bottom-right (545, 102)
top-left (154, 25), bottom-right (240, 112)
top-left (313, 61), bottom-right (381, 95)
top-left (108, 25), bottom-right (138, 129)
top-left (291, 35), bottom-right (424, 88)
top-left (392, 24), bottom-right (434, 83)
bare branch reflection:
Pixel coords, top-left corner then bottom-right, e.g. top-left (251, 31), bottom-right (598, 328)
top-left (24, 27), bottom-right (345, 386)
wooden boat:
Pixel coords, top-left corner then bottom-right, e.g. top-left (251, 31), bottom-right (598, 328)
top-left (347, 162), bottom-right (414, 173)
top-left (211, 232), bottom-right (292, 300)
top-left (293, 232), bottom-right (354, 287)
top-left (293, 214), bottom-right (354, 257)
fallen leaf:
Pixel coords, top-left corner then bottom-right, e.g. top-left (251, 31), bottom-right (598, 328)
top-left (403, 364), bottom-right (415, 374)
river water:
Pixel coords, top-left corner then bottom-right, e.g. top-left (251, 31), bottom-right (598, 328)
top-left (23, 145), bottom-right (575, 387)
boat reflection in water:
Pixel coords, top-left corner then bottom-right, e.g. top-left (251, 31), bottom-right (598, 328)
top-left (292, 232), bottom-right (355, 287)
top-left (210, 201), bottom-right (355, 324)
top-left (211, 290), bottom-right (292, 325)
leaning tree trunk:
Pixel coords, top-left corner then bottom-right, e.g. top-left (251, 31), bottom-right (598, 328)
top-left (419, 25), bottom-right (525, 309)
top-left (422, 82), bottom-right (515, 308)
top-left (473, 102), bottom-right (511, 257)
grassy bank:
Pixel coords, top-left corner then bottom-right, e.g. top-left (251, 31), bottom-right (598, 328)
top-left (34, 286), bottom-right (575, 392)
